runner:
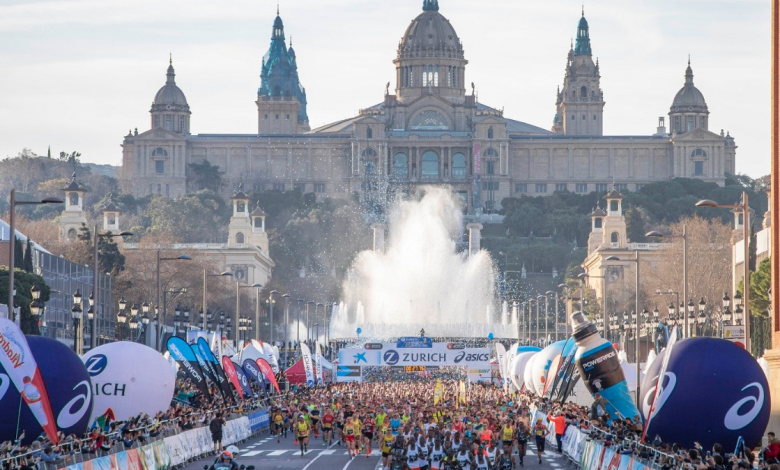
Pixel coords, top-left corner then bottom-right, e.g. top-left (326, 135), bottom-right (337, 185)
top-left (532, 418), bottom-right (548, 464)
top-left (382, 429), bottom-right (396, 468)
top-left (515, 421), bottom-right (528, 467)
top-left (272, 408), bottom-right (285, 443)
top-left (363, 411), bottom-right (376, 457)
top-left (295, 415), bottom-right (311, 456)
top-left (344, 414), bottom-right (360, 459)
top-left (321, 407), bottom-right (335, 446)
top-left (310, 404), bottom-right (321, 439)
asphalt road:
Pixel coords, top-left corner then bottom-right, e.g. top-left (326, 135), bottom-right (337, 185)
top-left (181, 431), bottom-right (570, 470)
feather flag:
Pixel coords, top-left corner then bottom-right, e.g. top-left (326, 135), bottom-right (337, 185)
top-left (434, 378), bottom-right (444, 405)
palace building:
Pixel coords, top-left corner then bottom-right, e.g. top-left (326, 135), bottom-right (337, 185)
top-left (119, 0), bottom-right (737, 213)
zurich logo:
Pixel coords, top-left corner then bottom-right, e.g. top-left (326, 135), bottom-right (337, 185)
top-left (454, 351), bottom-right (466, 363)
top-left (384, 350), bottom-right (399, 365)
top-left (85, 354), bottom-right (108, 376)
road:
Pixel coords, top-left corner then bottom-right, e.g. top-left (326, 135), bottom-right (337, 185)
top-left (181, 431), bottom-right (570, 470)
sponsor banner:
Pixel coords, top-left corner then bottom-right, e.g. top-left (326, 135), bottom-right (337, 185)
top-left (231, 361), bottom-right (252, 397)
top-left (186, 330), bottom-right (207, 345)
top-left (300, 343), bottom-right (315, 387)
top-left (396, 337), bottom-right (432, 348)
top-left (723, 325), bottom-right (746, 349)
top-left (0, 319), bottom-right (59, 443)
top-left (337, 365), bottom-right (362, 383)
top-left (221, 356), bottom-right (243, 395)
top-left (338, 343), bottom-right (490, 367)
top-left (261, 342), bottom-right (280, 373)
top-left (467, 367), bottom-right (491, 383)
top-left (248, 410), bottom-right (270, 432)
top-left (189, 343), bottom-right (219, 389)
top-left (315, 341), bottom-right (324, 385)
top-left (256, 358), bottom-right (280, 393)
top-left (166, 337), bottom-right (209, 397)
top-left (242, 359), bottom-right (264, 386)
top-left (197, 339), bottom-right (233, 401)
top-left (495, 342), bottom-right (507, 391)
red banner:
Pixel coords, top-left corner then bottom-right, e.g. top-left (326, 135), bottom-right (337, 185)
top-left (256, 358), bottom-right (280, 393)
top-left (221, 356), bottom-right (242, 394)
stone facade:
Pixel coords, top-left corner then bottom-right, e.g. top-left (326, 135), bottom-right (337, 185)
top-left (120, 1), bottom-right (737, 212)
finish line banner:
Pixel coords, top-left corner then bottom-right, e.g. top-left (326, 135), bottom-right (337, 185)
top-left (338, 342), bottom-right (489, 367)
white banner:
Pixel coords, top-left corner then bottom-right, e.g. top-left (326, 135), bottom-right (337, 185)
top-left (300, 343), bottom-right (315, 387)
top-left (495, 342), bottom-right (507, 391)
top-left (315, 341), bottom-right (324, 385)
top-left (338, 342), bottom-right (490, 368)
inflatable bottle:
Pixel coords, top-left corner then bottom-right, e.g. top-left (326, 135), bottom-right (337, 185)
top-left (571, 311), bottom-right (640, 421)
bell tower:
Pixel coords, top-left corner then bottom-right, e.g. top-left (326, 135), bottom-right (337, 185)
top-left (554, 10), bottom-right (605, 136)
top-left (60, 172), bottom-right (88, 240)
top-left (601, 186), bottom-right (627, 249)
top-left (250, 205), bottom-right (270, 254)
top-left (227, 185), bottom-right (251, 248)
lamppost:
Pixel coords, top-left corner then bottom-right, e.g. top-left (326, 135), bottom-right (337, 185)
top-left (6, 190), bottom-right (62, 325)
top-left (605, 253), bottom-right (641, 406)
top-left (70, 289), bottom-right (83, 354)
top-left (156, 251), bottom-right (190, 343)
top-left (283, 294), bottom-right (291, 364)
top-left (544, 291), bottom-right (554, 345)
top-left (129, 305), bottom-right (139, 342)
top-left (160, 288), bottom-right (187, 348)
top-left (268, 290), bottom-right (279, 345)
top-left (695, 194), bottom-right (751, 353)
top-left (202, 270), bottom-right (232, 330)
top-left (141, 302), bottom-right (151, 345)
top-left (535, 295), bottom-right (543, 346)
top-left (646, 227), bottom-right (689, 337)
top-left (235, 282), bottom-right (262, 343)
top-left (518, 302), bottom-right (526, 343)
top-left (696, 298), bottom-right (708, 336)
top-left (296, 298), bottom-right (304, 347)
top-left (316, 303), bottom-right (324, 343)
top-left (117, 297), bottom-right (127, 341)
top-left (88, 227), bottom-right (133, 350)
top-left (721, 292), bottom-right (734, 337)
top-left (29, 284), bottom-right (44, 335)
top-left (306, 301), bottom-right (315, 344)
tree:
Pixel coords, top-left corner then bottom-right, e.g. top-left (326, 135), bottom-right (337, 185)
top-left (58, 151), bottom-right (81, 165)
top-left (14, 236), bottom-right (23, 269)
top-left (748, 258), bottom-right (771, 318)
top-left (188, 160), bottom-right (224, 192)
top-left (0, 267), bottom-right (50, 335)
top-left (748, 222), bottom-right (757, 272)
top-left (23, 239), bottom-right (33, 273)
top-left (624, 207), bottom-right (647, 243)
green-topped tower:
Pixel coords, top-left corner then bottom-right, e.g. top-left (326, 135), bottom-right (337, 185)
top-left (256, 6), bottom-right (310, 134)
top-left (552, 8), bottom-right (604, 136)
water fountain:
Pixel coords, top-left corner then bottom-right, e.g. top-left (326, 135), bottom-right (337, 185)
top-left (331, 188), bottom-right (517, 340)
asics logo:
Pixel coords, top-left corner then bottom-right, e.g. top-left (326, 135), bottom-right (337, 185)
top-left (724, 382), bottom-right (764, 430)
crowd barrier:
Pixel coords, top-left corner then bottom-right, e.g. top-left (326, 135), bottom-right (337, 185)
top-left (533, 408), bottom-right (671, 470)
top-left (46, 415), bottom-right (259, 470)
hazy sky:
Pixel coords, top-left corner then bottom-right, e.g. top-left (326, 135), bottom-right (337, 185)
top-left (0, 0), bottom-right (771, 177)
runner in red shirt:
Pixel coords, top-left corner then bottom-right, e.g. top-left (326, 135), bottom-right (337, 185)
top-left (321, 408), bottom-right (335, 447)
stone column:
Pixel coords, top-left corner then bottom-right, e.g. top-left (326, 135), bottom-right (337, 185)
top-left (371, 223), bottom-right (386, 253)
top-left (467, 223), bottom-right (483, 256)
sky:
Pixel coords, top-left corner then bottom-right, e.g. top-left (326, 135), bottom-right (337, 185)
top-left (0, 0), bottom-right (771, 177)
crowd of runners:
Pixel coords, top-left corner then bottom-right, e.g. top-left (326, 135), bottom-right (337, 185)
top-left (267, 380), bottom-right (567, 470)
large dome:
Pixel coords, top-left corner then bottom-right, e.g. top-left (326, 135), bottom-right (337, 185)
top-left (153, 63), bottom-right (188, 107)
top-left (398, 0), bottom-right (464, 60)
top-left (670, 63), bottom-right (707, 113)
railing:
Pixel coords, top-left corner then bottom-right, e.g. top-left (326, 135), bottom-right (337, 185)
top-left (0, 396), bottom-right (276, 470)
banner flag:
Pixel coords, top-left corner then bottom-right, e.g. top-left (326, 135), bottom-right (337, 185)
top-left (433, 379), bottom-right (444, 405)
top-left (300, 343), bottom-right (315, 387)
top-left (220, 356), bottom-right (243, 396)
top-left (262, 342), bottom-right (280, 373)
top-left (458, 380), bottom-right (466, 405)
top-left (495, 342), bottom-right (507, 390)
top-left (166, 337), bottom-right (210, 397)
top-left (241, 360), bottom-right (264, 385)
top-left (506, 343), bottom-right (518, 390)
top-left (231, 361), bottom-right (252, 397)
top-left (554, 339), bottom-right (578, 401)
top-left (543, 353), bottom-right (563, 398)
top-left (315, 341), bottom-right (324, 385)
top-left (0, 318), bottom-right (59, 443)
top-left (198, 338), bottom-right (233, 401)
top-left (188, 343), bottom-right (219, 391)
top-left (642, 326), bottom-right (679, 442)
top-left (256, 358), bottom-right (280, 393)
top-left (186, 330), bottom-right (207, 345)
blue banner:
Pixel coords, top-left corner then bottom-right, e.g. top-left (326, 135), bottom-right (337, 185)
top-left (248, 410), bottom-right (269, 432)
top-left (396, 337), bottom-right (432, 348)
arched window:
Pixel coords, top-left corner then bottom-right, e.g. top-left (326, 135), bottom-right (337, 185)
top-left (394, 153), bottom-right (408, 177)
top-left (367, 127), bottom-right (373, 139)
top-left (236, 233), bottom-right (245, 244)
top-left (610, 200), bottom-right (619, 212)
top-left (433, 65), bottom-right (439, 86)
top-left (410, 110), bottom-right (449, 130)
top-left (361, 147), bottom-right (377, 158)
top-left (69, 193), bottom-right (79, 206)
top-left (452, 153), bottom-right (467, 177)
top-left (690, 149), bottom-right (707, 159)
top-left (421, 151), bottom-right (439, 178)
top-left (483, 148), bottom-right (499, 158)
top-left (152, 148), bottom-right (168, 157)
top-left (488, 127), bottom-right (494, 139)
top-left (580, 86), bottom-right (587, 97)
top-left (67, 228), bottom-right (77, 240)
top-left (594, 218), bottom-right (602, 229)
top-left (611, 232), bottom-right (619, 244)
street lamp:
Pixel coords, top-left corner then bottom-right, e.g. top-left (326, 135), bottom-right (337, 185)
top-left (6, 190), bottom-right (62, 326)
top-left (605, 254), bottom-right (641, 406)
top-left (306, 301), bottom-right (315, 344)
top-left (29, 285), bottom-right (44, 333)
top-left (646, 227), bottom-right (689, 337)
top-left (89, 227), bottom-right (133, 349)
top-left (536, 295), bottom-right (543, 346)
top-left (156, 252), bottom-right (191, 340)
top-left (235, 282), bottom-right (262, 344)
top-left (202, 270), bottom-right (232, 330)
top-left (269, 290), bottom-right (279, 345)
top-left (696, 194), bottom-right (751, 353)
top-left (71, 289), bottom-right (84, 354)
top-left (282, 294), bottom-right (291, 365)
